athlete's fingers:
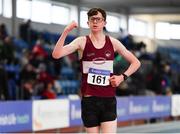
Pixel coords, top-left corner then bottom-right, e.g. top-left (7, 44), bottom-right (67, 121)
top-left (111, 83), bottom-right (117, 87)
top-left (109, 76), bottom-right (115, 81)
top-left (110, 80), bottom-right (116, 84)
top-left (110, 80), bottom-right (116, 87)
top-left (70, 21), bottom-right (78, 28)
top-left (65, 21), bottom-right (78, 33)
top-left (109, 78), bottom-right (116, 83)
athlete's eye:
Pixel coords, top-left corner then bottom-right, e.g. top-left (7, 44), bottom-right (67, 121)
top-left (89, 17), bottom-right (104, 23)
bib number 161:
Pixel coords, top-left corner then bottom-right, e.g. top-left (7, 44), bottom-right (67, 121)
top-left (87, 68), bottom-right (110, 86)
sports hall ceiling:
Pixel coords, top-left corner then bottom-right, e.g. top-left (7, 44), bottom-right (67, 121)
top-left (53, 0), bottom-right (180, 14)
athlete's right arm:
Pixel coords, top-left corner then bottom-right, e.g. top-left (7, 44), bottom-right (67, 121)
top-left (52, 21), bottom-right (80, 59)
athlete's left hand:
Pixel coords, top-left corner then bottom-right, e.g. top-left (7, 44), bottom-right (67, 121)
top-left (109, 75), bottom-right (124, 87)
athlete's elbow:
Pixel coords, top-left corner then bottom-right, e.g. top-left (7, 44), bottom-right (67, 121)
top-left (52, 52), bottom-right (61, 59)
top-left (136, 60), bottom-right (141, 69)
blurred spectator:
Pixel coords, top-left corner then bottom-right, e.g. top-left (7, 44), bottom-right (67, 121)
top-left (19, 19), bottom-right (32, 43)
top-left (146, 61), bottom-right (173, 95)
top-left (130, 70), bottom-right (146, 95)
top-left (32, 38), bottom-right (48, 58)
top-left (0, 39), bottom-right (4, 61)
top-left (41, 82), bottom-right (56, 99)
top-left (146, 64), bottom-right (162, 95)
top-left (136, 42), bottom-right (151, 60)
top-left (20, 49), bottom-right (31, 67)
top-left (19, 63), bottom-right (37, 99)
top-left (54, 79), bottom-right (63, 95)
top-left (120, 34), bottom-right (135, 50)
top-left (153, 52), bottom-right (163, 71)
top-left (174, 74), bottom-right (180, 94)
top-left (22, 80), bottom-right (34, 100)
top-left (20, 63), bottom-right (37, 82)
top-left (118, 28), bottom-right (128, 39)
top-left (29, 38), bottom-right (49, 69)
top-left (0, 62), bottom-right (9, 100)
top-left (37, 63), bottom-right (54, 84)
top-left (7, 71), bottom-right (17, 100)
top-left (161, 62), bottom-right (173, 95)
top-left (2, 36), bottom-right (15, 63)
top-left (0, 23), bottom-right (8, 40)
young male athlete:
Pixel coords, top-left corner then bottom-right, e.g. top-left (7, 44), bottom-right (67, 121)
top-left (52, 7), bottom-right (141, 133)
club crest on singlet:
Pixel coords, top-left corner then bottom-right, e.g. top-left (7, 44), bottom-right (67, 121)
top-left (105, 51), bottom-right (111, 58)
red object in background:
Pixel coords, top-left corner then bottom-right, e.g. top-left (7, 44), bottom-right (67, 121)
top-left (38, 71), bottom-right (54, 84)
top-left (32, 44), bottom-right (48, 58)
top-left (41, 90), bottom-right (56, 99)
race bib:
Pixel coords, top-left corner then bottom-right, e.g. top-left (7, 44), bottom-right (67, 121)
top-left (87, 68), bottom-right (110, 86)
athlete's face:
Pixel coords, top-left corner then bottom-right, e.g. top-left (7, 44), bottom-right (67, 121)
top-left (87, 12), bottom-right (106, 32)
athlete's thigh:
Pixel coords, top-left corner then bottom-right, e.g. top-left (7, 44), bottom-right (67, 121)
top-left (85, 126), bottom-right (100, 133)
top-left (100, 119), bottom-right (117, 133)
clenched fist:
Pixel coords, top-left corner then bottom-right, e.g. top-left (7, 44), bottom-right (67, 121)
top-left (109, 75), bottom-right (124, 87)
top-left (64, 21), bottom-right (78, 33)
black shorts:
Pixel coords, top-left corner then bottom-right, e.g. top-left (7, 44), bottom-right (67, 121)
top-left (81, 96), bottom-right (117, 128)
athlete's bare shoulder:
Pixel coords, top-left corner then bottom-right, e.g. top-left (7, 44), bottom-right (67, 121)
top-left (109, 36), bottom-right (127, 52)
top-left (109, 36), bottom-right (120, 44)
top-left (75, 36), bottom-right (86, 42)
top-left (75, 36), bottom-right (86, 51)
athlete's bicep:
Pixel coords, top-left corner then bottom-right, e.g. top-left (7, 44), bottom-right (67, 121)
top-left (61, 37), bottom-right (81, 57)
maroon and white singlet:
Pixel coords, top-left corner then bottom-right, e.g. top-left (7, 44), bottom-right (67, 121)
top-left (80, 35), bottom-right (115, 97)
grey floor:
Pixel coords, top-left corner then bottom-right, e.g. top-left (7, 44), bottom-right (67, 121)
top-left (117, 120), bottom-right (180, 133)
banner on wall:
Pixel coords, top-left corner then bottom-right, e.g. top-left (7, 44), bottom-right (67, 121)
top-left (171, 95), bottom-right (180, 116)
top-left (0, 96), bottom-right (172, 132)
top-left (151, 96), bottom-right (171, 118)
top-left (32, 99), bottom-right (69, 131)
top-left (117, 97), bottom-right (129, 121)
top-left (128, 96), bottom-right (152, 120)
top-left (69, 99), bottom-right (82, 126)
top-left (128, 96), bottom-right (171, 120)
top-left (0, 101), bottom-right (32, 133)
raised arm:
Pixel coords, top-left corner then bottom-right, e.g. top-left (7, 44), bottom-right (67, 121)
top-left (109, 37), bottom-right (141, 87)
top-left (52, 21), bottom-right (79, 59)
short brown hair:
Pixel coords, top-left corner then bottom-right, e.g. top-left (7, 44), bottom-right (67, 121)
top-left (87, 7), bottom-right (106, 21)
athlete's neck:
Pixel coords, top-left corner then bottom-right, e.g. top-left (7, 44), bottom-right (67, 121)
top-left (89, 32), bottom-right (105, 42)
